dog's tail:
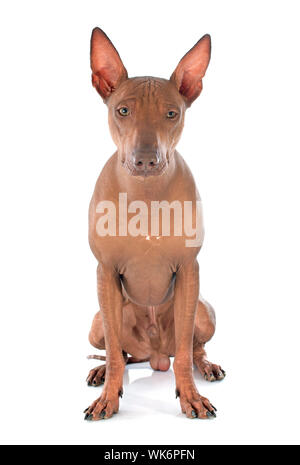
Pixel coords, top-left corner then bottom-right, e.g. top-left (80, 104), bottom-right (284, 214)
top-left (87, 354), bottom-right (150, 364)
top-left (87, 354), bottom-right (106, 361)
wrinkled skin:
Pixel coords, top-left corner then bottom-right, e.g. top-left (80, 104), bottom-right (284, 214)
top-left (84, 28), bottom-right (225, 421)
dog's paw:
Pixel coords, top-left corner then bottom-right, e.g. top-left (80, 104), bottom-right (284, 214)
top-left (86, 365), bottom-right (106, 386)
top-left (83, 387), bottom-right (123, 421)
top-left (195, 359), bottom-right (226, 382)
top-left (176, 384), bottom-right (217, 419)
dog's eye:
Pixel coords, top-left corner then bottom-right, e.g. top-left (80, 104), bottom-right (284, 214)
top-left (166, 111), bottom-right (177, 119)
top-left (118, 107), bottom-right (130, 116)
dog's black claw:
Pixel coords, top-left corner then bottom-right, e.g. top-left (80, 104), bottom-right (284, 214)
top-left (92, 380), bottom-right (97, 385)
top-left (221, 369), bottom-right (226, 376)
top-left (100, 411), bottom-right (106, 419)
top-left (175, 389), bottom-right (180, 399)
top-left (211, 404), bottom-right (217, 412)
top-left (191, 410), bottom-right (197, 418)
top-left (83, 407), bottom-right (89, 413)
top-left (210, 410), bottom-right (216, 418)
top-left (84, 412), bottom-right (92, 420)
top-left (206, 411), bottom-right (213, 418)
top-left (119, 389), bottom-right (123, 398)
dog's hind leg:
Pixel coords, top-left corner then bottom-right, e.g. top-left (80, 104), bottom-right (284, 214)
top-left (193, 298), bottom-right (226, 382)
top-left (86, 352), bottom-right (150, 386)
top-left (86, 351), bottom-right (128, 387)
top-left (88, 310), bottom-right (105, 350)
top-left (86, 310), bottom-right (105, 386)
top-left (86, 310), bottom-right (150, 386)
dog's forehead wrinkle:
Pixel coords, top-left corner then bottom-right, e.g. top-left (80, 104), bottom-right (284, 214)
top-left (130, 76), bottom-right (168, 87)
top-left (111, 76), bottom-right (182, 106)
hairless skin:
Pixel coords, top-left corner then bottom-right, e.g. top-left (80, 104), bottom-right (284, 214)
top-left (84, 28), bottom-right (225, 421)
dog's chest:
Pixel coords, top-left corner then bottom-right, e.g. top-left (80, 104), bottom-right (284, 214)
top-left (92, 234), bottom-right (199, 306)
top-left (89, 190), bottom-right (204, 265)
top-left (119, 237), bottom-right (177, 305)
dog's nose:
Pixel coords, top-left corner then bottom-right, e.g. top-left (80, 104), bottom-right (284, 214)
top-left (133, 151), bottom-right (160, 171)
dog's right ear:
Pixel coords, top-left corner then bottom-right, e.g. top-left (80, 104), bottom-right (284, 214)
top-left (90, 27), bottom-right (128, 101)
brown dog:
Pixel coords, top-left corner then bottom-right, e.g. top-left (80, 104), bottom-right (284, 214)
top-left (84, 28), bottom-right (225, 421)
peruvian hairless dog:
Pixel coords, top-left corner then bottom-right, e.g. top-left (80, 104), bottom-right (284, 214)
top-left (84, 28), bottom-right (225, 421)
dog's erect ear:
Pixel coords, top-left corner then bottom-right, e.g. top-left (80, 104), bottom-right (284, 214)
top-left (90, 27), bottom-right (128, 101)
top-left (170, 34), bottom-right (211, 106)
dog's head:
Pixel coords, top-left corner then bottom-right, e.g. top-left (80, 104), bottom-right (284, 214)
top-left (90, 28), bottom-right (211, 177)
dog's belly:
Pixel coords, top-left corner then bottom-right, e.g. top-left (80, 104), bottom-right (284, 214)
top-left (121, 263), bottom-right (175, 307)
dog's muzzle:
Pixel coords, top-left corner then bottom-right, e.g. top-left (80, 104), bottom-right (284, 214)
top-left (130, 149), bottom-right (164, 177)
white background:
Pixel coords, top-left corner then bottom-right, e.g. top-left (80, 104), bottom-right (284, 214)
top-left (0, 0), bottom-right (299, 445)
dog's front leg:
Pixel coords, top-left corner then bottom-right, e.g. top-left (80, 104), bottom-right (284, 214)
top-left (84, 263), bottom-right (124, 421)
top-left (173, 260), bottom-right (216, 419)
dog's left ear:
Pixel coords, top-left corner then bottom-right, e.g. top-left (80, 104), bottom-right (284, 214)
top-left (90, 27), bottom-right (128, 101)
top-left (170, 34), bottom-right (211, 106)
